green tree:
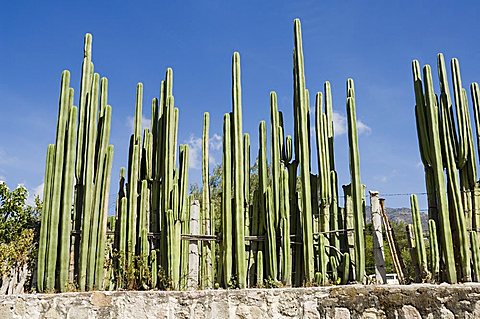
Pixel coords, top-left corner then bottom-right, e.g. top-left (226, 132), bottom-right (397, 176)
top-left (364, 220), bottom-right (417, 281)
top-left (0, 182), bottom-right (41, 293)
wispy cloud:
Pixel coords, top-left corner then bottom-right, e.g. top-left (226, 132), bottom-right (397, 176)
top-left (375, 176), bottom-right (389, 183)
top-left (332, 112), bottom-right (347, 135)
top-left (126, 115), bottom-right (152, 133)
top-left (210, 134), bottom-right (222, 151)
top-left (185, 134), bottom-right (222, 169)
top-left (332, 111), bottom-right (371, 136)
top-left (186, 135), bottom-right (202, 169)
top-left (374, 169), bottom-right (399, 184)
top-left (27, 183), bottom-right (44, 205)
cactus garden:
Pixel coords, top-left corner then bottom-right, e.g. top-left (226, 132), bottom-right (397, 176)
top-left (2, 3), bottom-right (480, 296)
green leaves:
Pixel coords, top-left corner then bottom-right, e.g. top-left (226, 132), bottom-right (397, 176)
top-left (0, 183), bottom-right (39, 244)
top-left (0, 182), bottom-right (40, 280)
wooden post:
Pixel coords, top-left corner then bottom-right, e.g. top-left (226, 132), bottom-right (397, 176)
top-left (379, 198), bottom-right (407, 284)
top-left (188, 200), bottom-right (200, 289)
top-left (369, 191), bottom-right (386, 284)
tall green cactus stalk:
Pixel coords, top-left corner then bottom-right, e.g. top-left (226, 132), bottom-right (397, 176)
top-left (471, 232), bottom-right (480, 282)
top-left (244, 133), bottom-right (253, 286)
top-left (95, 145), bottom-right (114, 289)
top-left (38, 33), bottom-right (114, 292)
top-left (412, 60), bottom-right (457, 283)
top-left (472, 84), bottom-right (480, 244)
top-left (45, 71), bottom-right (71, 291)
top-left (346, 79), bottom-right (365, 283)
top-left (127, 142), bottom-right (139, 268)
top-left (340, 252), bottom-right (350, 285)
top-left (118, 196), bottom-right (127, 287)
top-left (258, 121), bottom-right (272, 282)
top-left (139, 180), bottom-right (149, 282)
top-left (293, 18), bottom-right (315, 283)
top-left (410, 194), bottom-right (429, 280)
top-left (256, 250), bottom-right (264, 287)
top-left (201, 112), bottom-right (212, 288)
top-left (166, 209), bottom-right (181, 289)
top-left (180, 194), bottom-right (191, 290)
top-left (266, 186), bottom-right (278, 281)
top-left (222, 113), bottom-right (233, 286)
top-left (160, 69), bottom-right (175, 272)
top-left (150, 250), bottom-right (158, 288)
top-left (59, 103), bottom-right (77, 292)
top-left (179, 147), bottom-right (190, 289)
top-left (73, 35), bottom-right (93, 261)
top-left (232, 52), bottom-right (246, 288)
top-left (315, 91), bottom-right (331, 282)
top-left (37, 144), bottom-right (55, 292)
top-left (315, 92), bottom-right (331, 236)
top-left (88, 95), bottom-right (112, 289)
top-left (79, 71), bottom-right (100, 291)
top-left (413, 60), bottom-right (438, 226)
top-left (270, 92), bottom-right (281, 229)
top-left (428, 219), bottom-right (440, 280)
top-left (330, 171), bottom-right (340, 257)
top-left (280, 165), bottom-right (291, 286)
top-left (438, 55), bottom-right (471, 281)
top-left (406, 224), bottom-right (420, 281)
top-left (87, 77), bottom-right (110, 289)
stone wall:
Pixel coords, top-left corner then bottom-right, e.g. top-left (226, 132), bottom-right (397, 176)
top-left (2, 284), bottom-right (480, 318)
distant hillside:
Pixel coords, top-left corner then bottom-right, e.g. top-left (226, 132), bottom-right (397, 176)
top-left (365, 206), bottom-right (428, 230)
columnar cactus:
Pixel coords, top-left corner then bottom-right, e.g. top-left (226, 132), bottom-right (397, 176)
top-left (410, 194), bottom-right (429, 280)
top-left (200, 112), bottom-right (212, 288)
top-left (428, 219), bottom-right (440, 280)
top-left (232, 52), bottom-right (247, 288)
top-left (346, 79), bottom-right (365, 283)
top-left (412, 54), bottom-right (480, 283)
top-left (38, 33), bottom-right (114, 292)
top-left (293, 18), bottom-right (315, 283)
top-left (412, 60), bottom-right (457, 283)
top-left (37, 18), bottom-right (381, 292)
top-left (222, 113), bottom-right (233, 286)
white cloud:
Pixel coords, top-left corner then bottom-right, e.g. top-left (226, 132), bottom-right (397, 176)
top-left (210, 134), bottom-right (222, 151)
top-left (357, 119), bottom-right (372, 135)
top-left (186, 135), bottom-right (202, 170)
top-left (375, 176), bottom-right (388, 183)
top-left (333, 112), bottom-right (347, 135)
top-left (185, 134), bottom-right (222, 170)
top-left (126, 115), bottom-right (152, 133)
top-left (27, 183), bottom-right (44, 205)
top-left (332, 112), bottom-right (371, 136)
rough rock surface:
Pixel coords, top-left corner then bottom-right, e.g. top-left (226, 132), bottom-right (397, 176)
top-left (2, 284), bottom-right (480, 318)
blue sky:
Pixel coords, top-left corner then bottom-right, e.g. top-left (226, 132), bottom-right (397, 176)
top-left (1, 1), bottom-right (480, 209)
